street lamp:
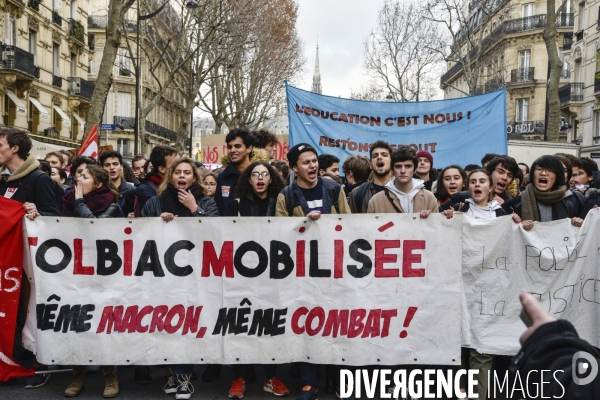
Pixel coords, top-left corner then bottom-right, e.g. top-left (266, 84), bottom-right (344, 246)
top-left (133, 0), bottom-right (200, 155)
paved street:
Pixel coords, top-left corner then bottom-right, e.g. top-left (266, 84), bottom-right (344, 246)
top-left (0, 363), bottom-right (345, 400)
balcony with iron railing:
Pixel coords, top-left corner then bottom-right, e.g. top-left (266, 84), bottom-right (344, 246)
top-left (52, 10), bottom-right (62, 27)
top-left (442, 13), bottom-right (574, 86)
top-left (510, 67), bottom-right (534, 83)
top-left (559, 83), bottom-right (583, 103)
top-left (114, 116), bottom-right (136, 129)
top-left (484, 76), bottom-right (505, 92)
top-left (145, 120), bottom-right (178, 142)
top-left (28, 0), bottom-right (40, 12)
top-left (69, 19), bottom-right (85, 43)
top-left (68, 77), bottom-right (94, 101)
top-left (595, 75), bottom-right (600, 94)
top-left (0, 45), bottom-right (36, 78)
top-left (88, 15), bottom-right (137, 32)
top-left (556, 13), bottom-right (574, 27)
top-left (52, 75), bottom-right (62, 88)
top-left (563, 33), bottom-right (573, 50)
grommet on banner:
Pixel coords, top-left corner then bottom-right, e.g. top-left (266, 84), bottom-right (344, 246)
top-left (126, 360), bottom-right (130, 363)
top-left (452, 359), bottom-right (456, 362)
top-left (377, 359), bottom-right (380, 362)
top-left (201, 358), bottom-right (204, 361)
top-left (564, 237), bottom-right (569, 241)
top-left (272, 358), bottom-right (275, 361)
top-left (375, 215), bottom-right (379, 219)
top-left (128, 220), bottom-right (132, 224)
top-left (198, 220), bottom-right (202, 223)
top-left (233, 220), bottom-right (236, 223)
top-left (413, 217), bottom-right (416, 220)
top-left (414, 358), bottom-right (417, 362)
top-left (164, 359), bottom-right (167, 361)
top-left (342, 358), bottom-right (345, 362)
top-left (90, 221), bottom-right (94, 224)
top-left (236, 358), bottom-right (239, 361)
top-left (89, 360), bottom-right (93, 363)
top-left (56, 219), bottom-right (59, 222)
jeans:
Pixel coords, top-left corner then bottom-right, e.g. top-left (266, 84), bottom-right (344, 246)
top-left (300, 363), bottom-right (318, 387)
top-left (172, 364), bottom-right (194, 375)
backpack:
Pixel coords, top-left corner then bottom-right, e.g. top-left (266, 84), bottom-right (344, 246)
top-left (281, 184), bottom-right (341, 217)
top-left (352, 181), bottom-right (372, 213)
top-left (22, 169), bottom-right (45, 203)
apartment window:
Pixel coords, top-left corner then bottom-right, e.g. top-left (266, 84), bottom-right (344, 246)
top-left (29, 31), bottom-right (37, 64)
top-left (71, 53), bottom-right (77, 77)
top-left (70, 0), bottom-right (77, 19)
top-left (53, 45), bottom-right (60, 76)
top-left (118, 49), bottom-right (131, 75)
top-left (579, 2), bottom-right (585, 30)
top-left (516, 99), bottom-right (529, 122)
top-left (88, 60), bottom-right (92, 74)
top-left (518, 50), bottom-right (531, 81)
top-left (522, 3), bottom-right (535, 17)
top-left (117, 139), bottom-right (129, 155)
top-left (560, 48), bottom-right (570, 78)
top-left (117, 92), bottom-right (132, 118)
top-left (5, 16), bottom-right (16, 46)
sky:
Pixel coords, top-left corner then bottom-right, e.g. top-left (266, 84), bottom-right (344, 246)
top-left (295, 0), bottom-right (387, 99)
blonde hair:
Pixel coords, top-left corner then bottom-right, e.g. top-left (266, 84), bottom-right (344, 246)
top-left (157, 157), bottom-right (206, 195)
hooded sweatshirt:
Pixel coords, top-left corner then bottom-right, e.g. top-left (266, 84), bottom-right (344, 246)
top-left (464, 198), bottom-right (501, 220)
top-left (385, 178), bottom-right (424, 214)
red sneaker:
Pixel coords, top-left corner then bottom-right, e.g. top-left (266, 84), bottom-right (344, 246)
top-left (263, 376), bottom-right (290, 397)
top-left (229, 378), bottom-right (246, 399)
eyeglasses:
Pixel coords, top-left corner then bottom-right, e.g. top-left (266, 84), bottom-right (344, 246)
top-left (204, 182), bottom-right (217, 187)
top-left (250, 171), bottom-right (270, 179)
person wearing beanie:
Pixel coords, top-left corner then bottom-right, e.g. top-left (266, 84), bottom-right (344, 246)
top-left (275, 143), bottom-right (350, 400)
top-left (414, 150), bottom-right (437, 192)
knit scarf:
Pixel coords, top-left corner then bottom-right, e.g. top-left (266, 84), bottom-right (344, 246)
top-left (61, 185), bottom-right (116, 217)
top-left (160, 183), bottom-right (204, 217)
top-left (521, 183), bottom-right (567, 222)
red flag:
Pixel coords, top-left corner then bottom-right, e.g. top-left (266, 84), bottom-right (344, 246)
top-left (0, 197), bottom-right (34, 381)
top-left (78, 124), bottom-right (99, 159)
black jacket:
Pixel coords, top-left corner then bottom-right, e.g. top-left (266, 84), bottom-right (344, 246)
top-left (226, 193), bottom-right (276, 217)
top-left (503, 196), bottom-right (571, 221)
top-left (117, 179), bottom-right (136, 215)
top-left (214, 164), bottom-right (240, 216)
top-left (135, 171), bottom-right (162, 213)
top-left (581, 188), bottom-right (600, 218)
top-left (440, 190), bottom-right (514, 212)
top-left (510, 320), bottom-right (600, 399)
top-left (564, 189), bottom-right (585, 219)
top-left (141, 194), bottom-right (219, 217)
top-left (0, 155), bottom-right (59, 216)
top-left (73, 198), bottom-right (121, 218)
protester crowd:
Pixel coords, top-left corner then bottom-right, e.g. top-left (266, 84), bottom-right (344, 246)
top-left (1, 125), bottom-right (599, 400)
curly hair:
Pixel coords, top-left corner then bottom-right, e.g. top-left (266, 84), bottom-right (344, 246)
top-left (233, 161), bottom-right (285, 200)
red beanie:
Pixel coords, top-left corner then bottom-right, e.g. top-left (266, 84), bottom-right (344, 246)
top-left (416, 150), bottom-right (433, 167)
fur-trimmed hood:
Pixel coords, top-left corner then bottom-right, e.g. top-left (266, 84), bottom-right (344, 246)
top-left (0, 154), bottom-right (40, 181)
top-left (220, 148), bottom-right (271, 167)
top-left (585, 187), bottom-right (600, 199)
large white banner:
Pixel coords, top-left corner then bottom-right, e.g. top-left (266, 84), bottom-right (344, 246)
top-left (22, 214), bottom-right (463, 366)
top-left (462, 209), bottom-right (600, 355)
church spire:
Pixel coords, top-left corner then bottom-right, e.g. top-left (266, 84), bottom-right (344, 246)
top-left (312, 43), bottom-right (322, 94)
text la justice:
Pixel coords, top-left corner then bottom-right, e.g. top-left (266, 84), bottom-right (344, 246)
top-left (32, 238), bottom-right (427, 279)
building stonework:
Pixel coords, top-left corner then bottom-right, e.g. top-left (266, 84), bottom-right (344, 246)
top-left (567, 0), bottom-right (600, 160)
top-left (88, 0), bottom-right (186, 158)
top-left (1, 0), bottom-right (92, 153)
top-left (442, 0), bottom-right (575, 143)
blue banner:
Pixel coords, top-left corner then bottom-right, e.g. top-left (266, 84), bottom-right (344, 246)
top-left (286, 83), bottom-right (507, 168)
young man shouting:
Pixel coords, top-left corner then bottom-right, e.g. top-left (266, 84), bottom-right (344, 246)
top-left (368, 146), bottom-right (437, 216)
top-left (100, 150), bottom-right (136, 215)
top-left (348, 140), bottom-right (393, 213)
